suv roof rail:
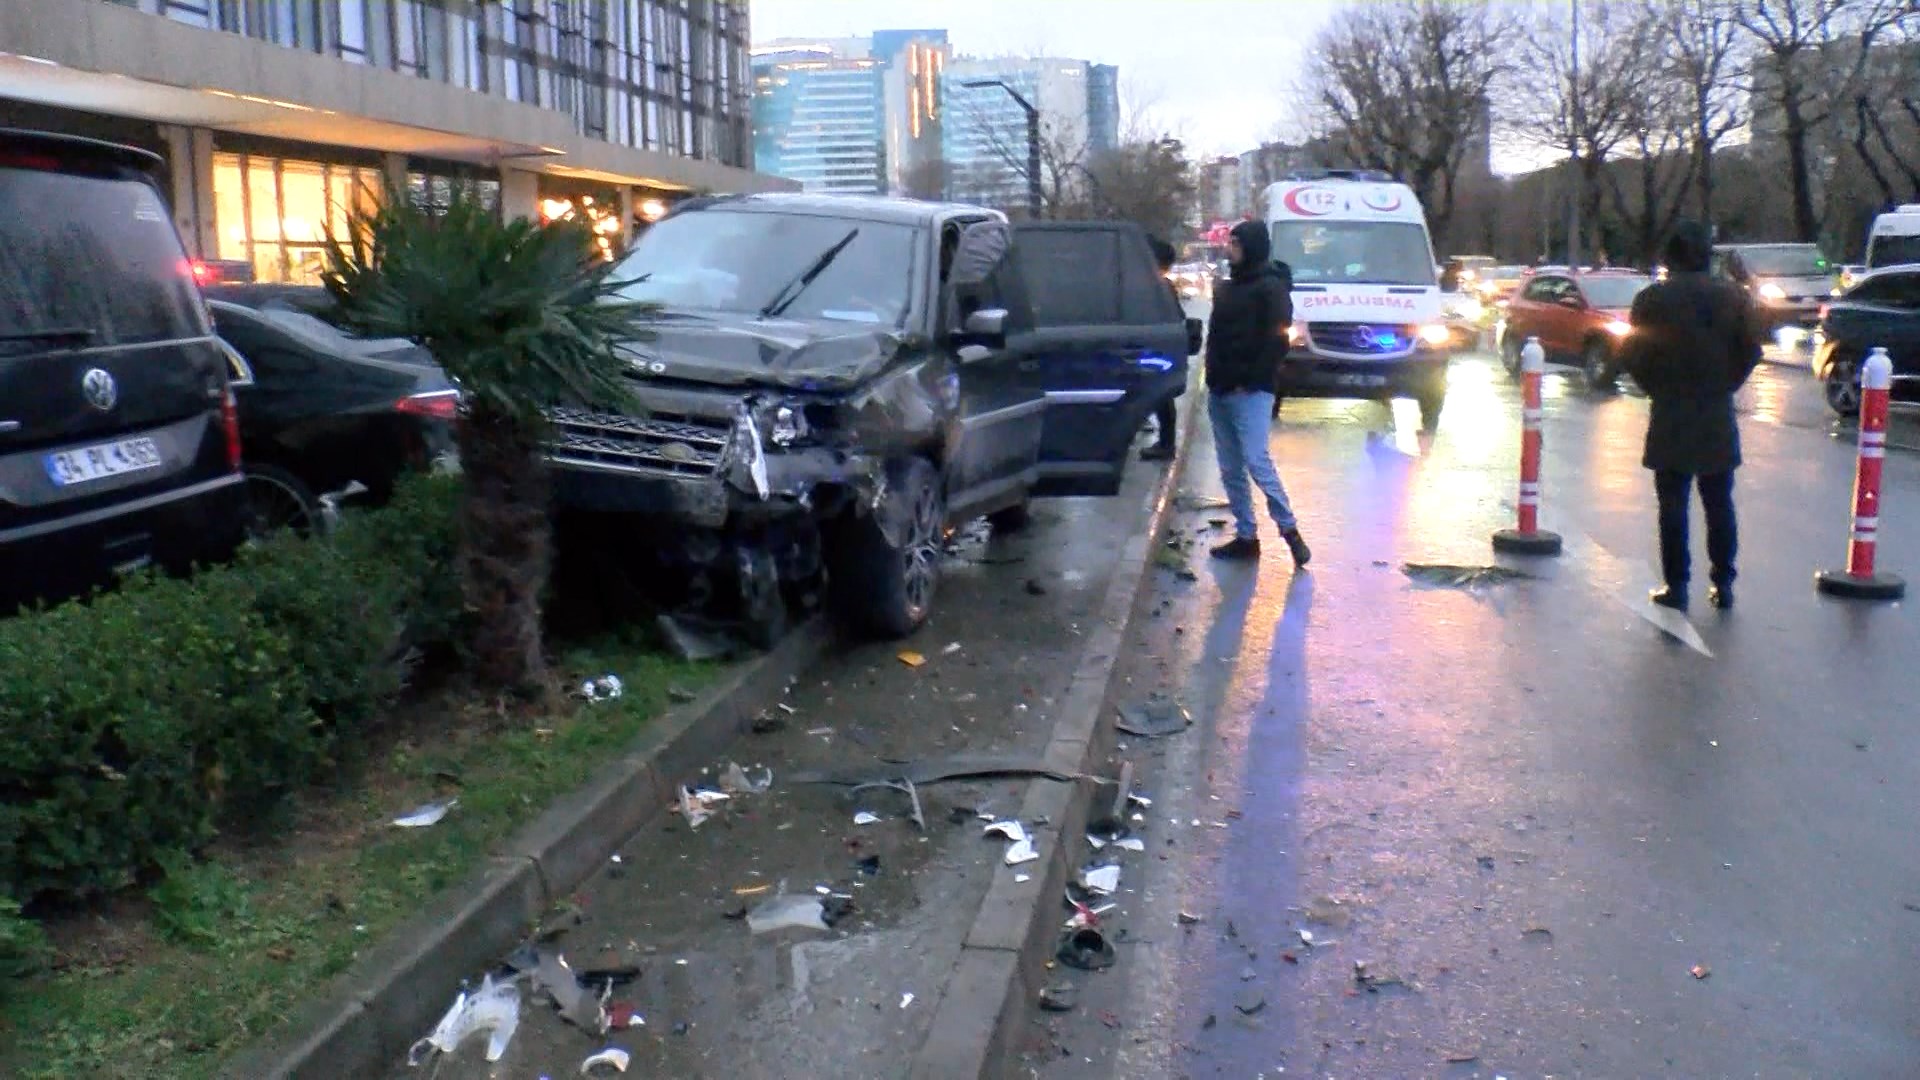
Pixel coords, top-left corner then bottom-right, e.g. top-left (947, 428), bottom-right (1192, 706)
top-left (0, 128), bottom-right (165, 173)
top-left (1280, 168), bottom-right (1397, 184)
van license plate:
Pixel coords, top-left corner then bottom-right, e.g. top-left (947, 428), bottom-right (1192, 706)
top-left (1336, 374), bottom-right (1387, 388)
top-left (45, 438), bottom-right (163, 487)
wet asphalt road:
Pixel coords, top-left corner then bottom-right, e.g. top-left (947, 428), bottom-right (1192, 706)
top-left (1021, 350), bottom-right (1920, 1079)
top-left (388, 416), bottom-right (1169, 1078)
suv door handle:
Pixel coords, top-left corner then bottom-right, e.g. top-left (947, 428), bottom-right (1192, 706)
top-left (0, 420), bottom-right (18, 433)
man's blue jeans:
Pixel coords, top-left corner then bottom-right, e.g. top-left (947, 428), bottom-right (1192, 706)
top-left (1208, 389), bottom-right (1297, 540)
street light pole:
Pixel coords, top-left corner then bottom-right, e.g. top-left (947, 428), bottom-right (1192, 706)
top-left (963, 79), bottom-right (1043, 219)
top-left (1567, 0), bottom-right (1582, 269)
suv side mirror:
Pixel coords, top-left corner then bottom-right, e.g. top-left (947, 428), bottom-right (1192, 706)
top-left (961, 307), bottom-right (1008, 349)
top-left (1186, 317), bottom-right (1203, 356)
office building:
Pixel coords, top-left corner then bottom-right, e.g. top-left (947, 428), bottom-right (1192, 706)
top-left (942, 55), bottom-right (1115, 209)
top-left (750, 29), bottom-right (947, 196)
top-left (0, 0), bottom-right (790, 283)
top-left (752, 44), bottom-right (885, 194)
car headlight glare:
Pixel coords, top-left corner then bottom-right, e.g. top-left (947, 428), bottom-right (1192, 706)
top-left (1606, 319), bottom-right (1633, 337)
top-left (1417, 323), bottom-right (1453, 347)
top-left (1758, 281), bottom-right (1787, 303)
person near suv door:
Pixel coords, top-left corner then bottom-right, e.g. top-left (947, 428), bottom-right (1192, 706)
top-left (1618, 221), bottom-right (1763, 612)
top-left (1205, 220), bottom-right (1310, 567)
top-left (1142, 236), bottom-right (1182, 462)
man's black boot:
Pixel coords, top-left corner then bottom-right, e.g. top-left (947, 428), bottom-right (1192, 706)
top-left (1650, 585), bottom-right (1689, 612)
top-left (1281, 527), bottom-right (1312, 568)
top-left (1708, 582), bottom-right (1733, 610)
top-left (1210, 536), bottom-right (1261, 561)
top-left (1141, 442), bottom-right (1175, 461)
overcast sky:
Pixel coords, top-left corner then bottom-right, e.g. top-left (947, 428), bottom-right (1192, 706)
top-left (749, 0), bottom-right (1347, 158)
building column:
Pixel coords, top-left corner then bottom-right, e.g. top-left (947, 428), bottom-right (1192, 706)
top-left (157, 125), bottom-right (218, 260)
top-left (499, 166), bottom-right (540, 222)
top-left (618, 187), bottom-right (635, 248)
top-left (383, 152), bottom-right (408, 198)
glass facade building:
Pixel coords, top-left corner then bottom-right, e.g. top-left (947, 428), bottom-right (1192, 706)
top-left (3, 2), bottom-right (788, 283)
top-left (751, 50), bottom-right (885, 195)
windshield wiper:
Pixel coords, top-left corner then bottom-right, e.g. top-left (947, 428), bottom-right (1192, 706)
top-left (760, 228), bottom-right (860, 319)
top-left (0, 327), bottom-right (95, 348)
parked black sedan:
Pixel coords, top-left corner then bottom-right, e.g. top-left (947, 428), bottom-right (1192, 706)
top-left (205, 287), bottom-right (457, 533)
top-left (1812, 266), bottom-right (1920, 417)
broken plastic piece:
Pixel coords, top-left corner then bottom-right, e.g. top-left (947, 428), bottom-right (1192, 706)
top-left (581, 1047), bottom-right (631, 1075)
top-left (899, 992), bottom-right (915, 1009)
top-left (393, 799), bottom-right (457, 828)
top-left (788, 754), bottom-right (1080, 787)
top-left (1115, 696), bottom-right (1192, 738)
top-left (408, 974), bottom-right (520, 1066)
top-left (941, 642), bottom-right (962, 655)
top-left (898, 650), bottom-right (926, 667)
top-left (1004, 838), bottom-right (1039, 866)
top-left (1039, 983), bottom-right (1078, 1012)
top-left (853, 811), bottom-right (881, 826)
top-left (719, 761), bottom-right (773, 795)
top-left (1080, 865), bottom-right (1121, 895)
top-left (530, 949), bottom-right (607, 1034)
top-left (746, 893), bottom-right (831, 934)
top-left (1177, 911), bottom-right (1201, 926)
top-left (1402, 562), bottom-right (1536, 589)
top-left (1112, 837), bottom-right (1145, 852)
top-left (1691, 964), bottom-right (1711, 980)
top-left (983, 820), bottom-right (1029, 844)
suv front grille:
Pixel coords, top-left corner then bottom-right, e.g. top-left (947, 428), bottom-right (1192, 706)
top-left (1308, 322), bottom-right (1412, 355)
top-left (545, 406), bottom-right (732, 478)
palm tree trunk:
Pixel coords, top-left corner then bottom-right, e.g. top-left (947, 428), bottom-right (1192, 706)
top-left (455, 404), bottom-right (552, 698)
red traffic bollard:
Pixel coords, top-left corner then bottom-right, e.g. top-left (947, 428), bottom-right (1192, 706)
top-left (1817, 346), bottom-right (1905, 600)
top-left (1493, 336), bottom-right (1564, 556)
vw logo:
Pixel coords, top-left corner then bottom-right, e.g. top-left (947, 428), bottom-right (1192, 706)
top-left (81, 368), bottom-right (118, 412)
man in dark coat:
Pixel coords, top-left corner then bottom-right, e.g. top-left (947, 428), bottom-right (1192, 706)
top-left (1142, 236), bottom-right (1182, 461)
top-left (1204, 219), bottom-right (1310, 566)
top-left (1618, 220), bottom-right (1763, 611)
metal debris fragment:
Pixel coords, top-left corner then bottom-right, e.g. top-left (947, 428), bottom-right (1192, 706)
top-left (581, 1046), bottom-right (631, 1074)
top-left (392, 799), bottom-right (457, 828)
top-left (1115, 695), bottom-right (1192, 738)
top-left (1402, 562), bottom-right (1537, 589)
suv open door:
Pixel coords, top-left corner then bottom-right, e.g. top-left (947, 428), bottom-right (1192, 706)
top-left (1010, 222), bottom-right (1187, 497)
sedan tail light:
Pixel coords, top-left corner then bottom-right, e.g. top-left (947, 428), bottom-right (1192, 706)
top-left (395, 390), bottom-right (460, 420)
top-left (220, 387), bottom-right (242, 472)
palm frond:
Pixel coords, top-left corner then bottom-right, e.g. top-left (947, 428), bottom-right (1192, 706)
top-left (322, 186), bottom-right (653, 425)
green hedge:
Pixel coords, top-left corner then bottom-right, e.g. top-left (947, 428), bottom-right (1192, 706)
top-left (0, 475), bottom-right (460, 906)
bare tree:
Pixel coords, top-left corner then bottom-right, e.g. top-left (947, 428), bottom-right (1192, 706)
top-left (898, 158), bottom-right (953, 201)
top-left (1734, 0), bottom-right (1910, 241)
top-left (1295, 0), bottom-right (1521, 244)
top-left (1076, 137), bottom-right (1198, 245)
top-left (1651, 0), bottom-right (1749, 222)
top-left (1519, 0), bottom-right (1668, 262)
top-left (953, 93), bottom-right (1089, 217)
top-left (1604, 78), bottom-right (1699, 265)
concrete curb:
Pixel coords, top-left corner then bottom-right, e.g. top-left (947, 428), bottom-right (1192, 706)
top-left (908, 384), bottom-right (1204, 1079)
top-left (222, 621), bottom-right (834, 1080)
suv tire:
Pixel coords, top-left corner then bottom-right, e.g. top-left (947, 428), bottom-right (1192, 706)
top-left (830, 456), bottom-right (944, 638)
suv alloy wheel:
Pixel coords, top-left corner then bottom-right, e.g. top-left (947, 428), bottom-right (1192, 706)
top-left (829, 456), bottom-right (944, 637)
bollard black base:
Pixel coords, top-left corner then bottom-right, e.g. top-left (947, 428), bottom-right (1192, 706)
top-left (1814, 568), bottom-right (1906, 601)
top-left (1492, 528), bottom-right (1563, 556)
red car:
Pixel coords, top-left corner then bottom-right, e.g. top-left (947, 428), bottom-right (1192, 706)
top-left (1497, 268), bottom-right (1652, 390)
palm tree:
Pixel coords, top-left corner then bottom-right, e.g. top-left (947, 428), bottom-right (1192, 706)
top-left (322, 188), bottom-right (649, 697)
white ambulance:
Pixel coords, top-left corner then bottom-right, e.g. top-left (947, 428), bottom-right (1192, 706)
top-left (1865, 204), bottom-right (1920, 272)
top-left (1263, 170), bottom-right (1451, 427)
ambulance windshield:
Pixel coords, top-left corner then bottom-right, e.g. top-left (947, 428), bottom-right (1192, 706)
top-left (1271, 220), bottom-right (1436, 287)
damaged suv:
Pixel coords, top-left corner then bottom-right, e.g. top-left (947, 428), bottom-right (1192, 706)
top-left (548, 194), bottom-right (1197, 639)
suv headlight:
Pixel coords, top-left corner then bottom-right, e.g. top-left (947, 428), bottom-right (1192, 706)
top-left (770, 403), bottom-right (808, 447)
top-left (1758, 281), bottom-right (1787, 303)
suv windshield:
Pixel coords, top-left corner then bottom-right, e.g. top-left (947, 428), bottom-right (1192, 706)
top-left (609, 210), bottom-right (917, 326)
top-left (1580, 276), bottom-right (1651, 309)
top-left (1272, 221), bottom-right (1435, 287)
top-left (0, 163), bottom-right (204, 355)
top-left (1738, 246), bottom-right (1830, 277)
top-left (1867, 234), bottom-right (1920, 270)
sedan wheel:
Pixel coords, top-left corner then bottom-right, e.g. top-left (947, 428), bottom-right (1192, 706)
top-left (1500, 333), bottom-right (1523, 376)
top-left (1825, 360), bottom-right (1862, 417)
top-left (244, 465), bottom-right (320, 538)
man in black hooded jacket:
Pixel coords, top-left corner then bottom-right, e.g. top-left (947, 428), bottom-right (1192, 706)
top-left (1204, 219), bottom-right (1310, 566)
top-left (1618, 220), bottom-right (1762, 611)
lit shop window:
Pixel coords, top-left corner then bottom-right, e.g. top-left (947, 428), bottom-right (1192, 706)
top-left (540, 195), bottom-right (627, 261)
top-left (213, 153), bottom-right (382, 284)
